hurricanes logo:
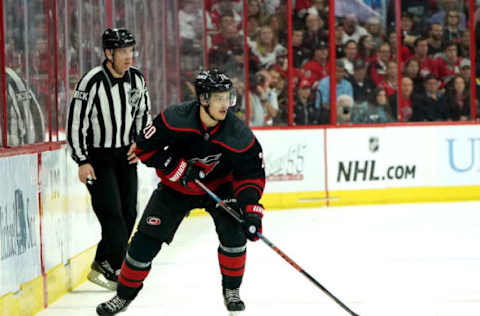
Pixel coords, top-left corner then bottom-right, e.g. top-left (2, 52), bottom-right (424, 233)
top-left (146, 216), bottom-right (161, 226)
top-left (190, 153), bottom-right (222, 176)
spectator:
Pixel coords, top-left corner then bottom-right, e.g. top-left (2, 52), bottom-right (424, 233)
top-left (430, 0), bottom-right (467, 29)
top-left (211, 11), bottom-right (240, 47)
top-left (389, 77), bottom-right (415, 122)
top-left (335, 19), bottom-right (346, 59)
top-left (401, 11), bottom-right (419, 47)
top-left (342, 40), bottom-right (358, 76)
top-left (357, 35), bottom-right (376, 65)
top-left (249, 72), bottom-right (278, 126)
top-left (352, 87), bottom-right (394, 123)
top-left (427, 23), bottom-right (444, 57)
top-left (222, 42), bottom-right (245, 78)
top-left (303, 13), bottom-right (328, 51)
top-left (445, 75), bottom-right (470, 120)
top-left (379, 60), bottom-right (398, 97)
top-left (458, 29), bottom-right (470, 58)
top-left (250, 25), bottom-right (286, 68)
top-left (302, 42), bottom-right (330, 86)
top-left (348, 59), bottom-right (375, 105)
top-left (308, 0), bottom-right (328, 20)
top-left (368, 42), bottom-right (391, 85)
top-left (336, 94), bottom-right (355, 124)
top-left (409, 37), bottom-right (438, 78)
top-left (403, 57), bottom-right (424, 94)
top-left (387, 32), bottom-right (412, 61)
top-left (267, 13), bottom-right (287, 46)
top-left (365, 17), bottom-right (384, 48)
top-left (443, 10), bottom-right (464, 44)
top-left (436, 41), bottom-right (461, 85)
top-left (294, 79), bottom-right (319, 125)
top-left (342, 15), bottom-right (369, 44)
top-left (292, 27), bottom-right (308, 68)
top-left (315, 60), bottom-right (353, 122)
top-left (411, 74), bottom-right (449, 121)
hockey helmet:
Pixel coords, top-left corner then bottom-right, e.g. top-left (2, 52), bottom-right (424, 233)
top-left (194, 69), bottom-right (236, 107)
top-left (102, 28), bottom-right (136, 50)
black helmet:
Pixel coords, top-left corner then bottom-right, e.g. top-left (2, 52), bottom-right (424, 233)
top-left (102, 28), bottom-right (136, 50)
top-left (194, 69), bottom-right (236, 106)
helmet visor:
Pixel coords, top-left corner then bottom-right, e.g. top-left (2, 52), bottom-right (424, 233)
top-left (209, 88), bottom-right (237, 107)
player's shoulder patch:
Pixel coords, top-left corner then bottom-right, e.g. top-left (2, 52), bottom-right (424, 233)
top-left (162, 101), bottom-right (200, 132)
top-left (212, 113), bottom-right (255, 153)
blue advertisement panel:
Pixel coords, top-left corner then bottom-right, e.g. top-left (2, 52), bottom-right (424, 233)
top-left (0, 154), bottom-right (41, 296)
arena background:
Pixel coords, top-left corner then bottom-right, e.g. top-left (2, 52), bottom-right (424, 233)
top-left (0, 1), bottom-right (479, 315)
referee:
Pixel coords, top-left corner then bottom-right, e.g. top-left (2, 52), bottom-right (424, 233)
top-left (66, 28), bottom-right (151, 290)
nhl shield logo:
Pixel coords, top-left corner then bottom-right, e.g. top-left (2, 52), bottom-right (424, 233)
top-left (129, 88), bottom-right (142, 108)
top-left (369, 137), bottom-right (379, 153)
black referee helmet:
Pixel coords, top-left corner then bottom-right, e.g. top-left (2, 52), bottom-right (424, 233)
top-left (102, 28), bottom-right (136, 50)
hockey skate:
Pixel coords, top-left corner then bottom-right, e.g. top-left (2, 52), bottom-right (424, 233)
top-left (223, 288), bottom-right (245, 315)
top-left (96, 294), bottom-right (131, 316)
top-left (87, 261), bottom-right (118, 291)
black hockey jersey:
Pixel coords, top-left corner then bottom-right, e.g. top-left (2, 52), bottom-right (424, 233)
top-left (135, 101), bottom-right (265, 207)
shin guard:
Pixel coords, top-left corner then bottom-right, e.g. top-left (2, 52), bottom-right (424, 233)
top-left (218, 243), bottom-right (246, 289)
top-left (117, 252), bottom-right (151, 300)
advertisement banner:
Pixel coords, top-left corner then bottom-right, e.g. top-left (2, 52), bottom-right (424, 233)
top-left (254, 129), bottom-right (326, 193)
top-left (0, 154), bottom-right (41, 296)
top-left (40, 149), bottom-right (69, 271)
top-left (437, 125), bottom-right (480, 186)
top-left (327, 127), bottom-right (436, 190)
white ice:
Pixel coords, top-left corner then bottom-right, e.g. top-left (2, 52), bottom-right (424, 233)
top-left (37, 201), bottom-right (480, 316)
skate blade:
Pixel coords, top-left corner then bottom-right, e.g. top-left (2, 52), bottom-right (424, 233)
top-left (228, 312), bottom-right (242, 316)
top-left (87, 270), bottom-right (117, 291)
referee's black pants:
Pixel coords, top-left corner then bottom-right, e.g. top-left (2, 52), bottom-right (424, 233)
top-left (87, 147), bottom-right (138, 271)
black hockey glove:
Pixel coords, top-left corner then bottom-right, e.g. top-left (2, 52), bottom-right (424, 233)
top-left (242, 204), bottom-right (264, 241)
top-left (166, 159), bottom-right (205, 188)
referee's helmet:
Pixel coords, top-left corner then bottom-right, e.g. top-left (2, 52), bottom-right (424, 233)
top-left (102, 28), bottom-right (136, 50)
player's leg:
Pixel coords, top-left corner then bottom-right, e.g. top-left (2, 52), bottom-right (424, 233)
top-left (206, 190), bottom-right (248, 312)
top-left (97, 184), bottom-right (193, 316)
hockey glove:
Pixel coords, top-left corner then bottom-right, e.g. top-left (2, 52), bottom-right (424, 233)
top-left (165, 159), bottom-right (205, 188)
top-left (242, 205), bottom-right (264, 241)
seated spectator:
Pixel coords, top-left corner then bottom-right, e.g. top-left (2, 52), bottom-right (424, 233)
top-left (443, 10), bottom-right (465, 44)
top-left (248, 73), bottom-right (278, 126)
top-left (341, 40), bottom-right (358, 76)
top-left (389, 77), bottom-right (415, 122)
top-left (267, 13), bottom-right (287, 46)
top-left (342, 15), bottom-right (369, 44)
top-left (407, 37), bottom-right (438, 78)
top-left (303, 13), bottom-right (328, 50)
top-left (427, 23), bottom-right (444, 57)
top-left (352, 87), bottom-right (394, 123)
top-left (401, 11), bottom-right (419, 47)
top-left (293, 79), bottom-right (319, 125)
top-left (250, 25), bottom-right (286, 68)
top-left (292, 27), bottom-right (308, 68)
top-left (445, 75), bottom-right (470, 121)
top-left (458, 29), bottom-right (470, 58)
top-left (430, 0), bottom-right (467, 29)
top-left (336, 94), bottom-right (354, 124)
top-left (403, 57), bottom-right (424, 94)
top-left (411, 74), bottom-right (449, 121)
top-left (302, 42), bottom-right (330, 86)
top-left (357, 35), bottom-right (376, 65)
top-left (379, 60), bottom-right (398, 97)
top-left (365, 17), bottom-right (385, 48)
top-left (436, 41), bottom-right (461, 85)
top-left (211, 11), bottom-right (239, 47)
top-left (335, 19), bottom-right (346, 59)
top-left (308, 0), bottom-right (328, 20)
top-left (315, 60), bottom-right (353, 123)
top-left (348, 59), bottom-right (375, 106)
top-left (368, 42), bottom-right (391, 85)
top-left (387, 32), bottom-right (412, 61)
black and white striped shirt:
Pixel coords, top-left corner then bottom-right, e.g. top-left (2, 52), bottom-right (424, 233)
top-left (67, 61), bottom-right (151, 164)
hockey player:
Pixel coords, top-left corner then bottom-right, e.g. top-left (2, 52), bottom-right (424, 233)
top-left (96, 69), bottom-right (265, 315)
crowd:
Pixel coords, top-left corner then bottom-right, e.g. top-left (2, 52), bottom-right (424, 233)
top-left (179, 0), bottom-right (480, 126)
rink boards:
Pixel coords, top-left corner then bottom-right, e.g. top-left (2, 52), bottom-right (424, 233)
top-left (1, 124), bottom-right (480, 316)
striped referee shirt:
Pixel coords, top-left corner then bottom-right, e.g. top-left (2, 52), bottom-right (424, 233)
top-left (67, 61), bottom-right (151, 164)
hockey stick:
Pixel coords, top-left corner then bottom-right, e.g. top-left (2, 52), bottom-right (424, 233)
top-left (194, 180), bottom-right (360, 316)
